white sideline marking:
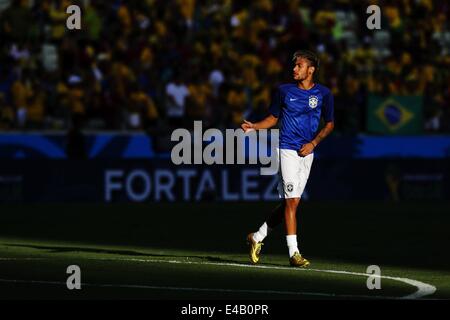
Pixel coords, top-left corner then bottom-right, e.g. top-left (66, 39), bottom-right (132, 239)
top-left (0, 257), bottom-right (436, 299)
top-left (87, 257), bottom-right (436, 299)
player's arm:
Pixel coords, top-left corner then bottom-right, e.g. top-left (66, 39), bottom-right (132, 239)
top-left (298, 121), bottom-right (334, 156)
top-left (241, 115), bottom-right (278, 132)
top-left (312, 121), bottom-right (334, 146)
top-left (242, 88), bottom-right (282, 132)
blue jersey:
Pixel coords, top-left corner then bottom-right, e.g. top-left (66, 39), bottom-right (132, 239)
top-left (269, 83), bottom-right (334, 151)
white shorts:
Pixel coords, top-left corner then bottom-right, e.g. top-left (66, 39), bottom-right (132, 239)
top-left (277, 148), bottom-right (314, 199)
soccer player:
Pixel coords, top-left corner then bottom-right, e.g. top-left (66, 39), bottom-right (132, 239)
top-left (241, 50), bottom-right (334, 267)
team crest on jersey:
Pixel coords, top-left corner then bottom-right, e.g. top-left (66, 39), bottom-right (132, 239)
top-left (286, 183), bottom-right (294, 193)
top-left (309, 95), bottom-right (319, 109)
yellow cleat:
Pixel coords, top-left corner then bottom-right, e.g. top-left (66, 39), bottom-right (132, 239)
top-left (289, 252), bottom-right (310, 268)
top-left (246, 233), bottom-right (263, 264)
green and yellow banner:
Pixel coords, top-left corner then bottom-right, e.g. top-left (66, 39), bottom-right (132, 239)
top-left (367, 95), bottom-right (423, 134)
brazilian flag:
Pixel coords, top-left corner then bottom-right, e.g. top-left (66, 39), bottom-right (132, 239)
top-left (367, 95), bottom-right (423, 134)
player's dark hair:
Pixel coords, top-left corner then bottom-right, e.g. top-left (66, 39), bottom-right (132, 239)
top-left (292, 50), bottom-right (320, 73)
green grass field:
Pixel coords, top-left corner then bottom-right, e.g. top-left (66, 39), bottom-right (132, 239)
top-left (0, 202), bottom-right (449, 300)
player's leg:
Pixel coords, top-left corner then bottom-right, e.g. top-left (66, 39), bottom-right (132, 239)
top-left (246, 149), bottom-right (285, 264)
top-left (247, 201), bottom-right (285, 264)
top-left (284, 197), bottom-right (309, 267)
top-left (252, 201), bottom-right (285, 240)
top-left (284, 197), bottom-right (300, 255)
top-left (266, 201), bottom-right (285, 229)
top-left (281, 150), bottom-right (314, 267)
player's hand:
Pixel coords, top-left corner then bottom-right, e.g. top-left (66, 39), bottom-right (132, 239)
top-left (298, 142), bottom-right (315, 157)
top-left (241, 120), bottom-right (255, 133)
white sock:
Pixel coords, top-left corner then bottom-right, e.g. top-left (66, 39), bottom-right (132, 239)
top-left (253, 222), bottom-right (271, 243)
top-left (286, 235), bottom-right (299, 257)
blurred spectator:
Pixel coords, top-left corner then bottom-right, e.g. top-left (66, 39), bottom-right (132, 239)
top-left (209, 68), bottom-right (224, 99)
top-left (128, 82), bottom-right (159, 130)
top-left (165, 74), bottom-right (190, 127)
top-left (1, 0), bottom-right (33, 42)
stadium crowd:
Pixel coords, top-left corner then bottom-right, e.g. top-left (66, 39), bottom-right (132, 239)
top-left (0, 0), bottom-right (449, 133)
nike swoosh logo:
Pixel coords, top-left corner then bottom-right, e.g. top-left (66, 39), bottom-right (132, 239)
top-left (290, 98), bottom-right (298, 101)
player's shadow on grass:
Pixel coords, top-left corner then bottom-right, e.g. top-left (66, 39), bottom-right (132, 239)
top-left (5, 243), bottom-right (243, 264)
